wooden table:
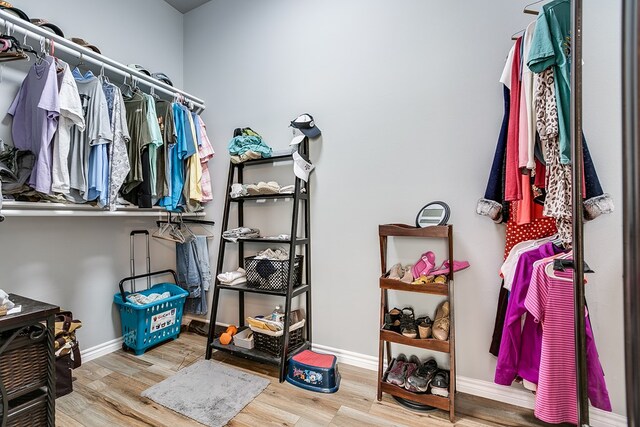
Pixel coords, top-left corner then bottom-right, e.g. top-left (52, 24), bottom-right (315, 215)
top-left (0, 294), bottom-right (58, 427)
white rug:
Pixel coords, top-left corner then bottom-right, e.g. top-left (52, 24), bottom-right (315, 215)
top-left (141, 360), bottom-right (270, 426)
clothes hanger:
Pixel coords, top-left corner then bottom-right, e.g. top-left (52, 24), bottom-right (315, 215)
top-left (524, 0), bottom-right (545, 15)
top-left (121, 74), bottom-right (134, 98)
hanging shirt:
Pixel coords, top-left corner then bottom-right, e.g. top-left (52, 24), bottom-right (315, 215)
top-left (183, 107), bottom-right (203, 209)
top-left (504, 37), bottom-right (522, 202)
top-left (198, 116), bottom-right (214, 203)
top-left (494, 243), bottom-right (563, 387)
top-left (102, 81), bottom-right (131, 212)
top-left (169, 103), bottom-right (187, 211)
top-left (525, 260), bottom-right (612, 424)
top-left (143, 94), bottom-right (163, 200)
top-left (519, 20), bottom-right (537, 170)
top-left (67, 69), bottom-right (112, 203)
top-left (156, 100), bottom-right (176, 207)
top-left (123, 91), bottom-right (153, 207)
top-left (528, 0), bottom-right (571, 164)
top-left (51, 62), bottom-right (84, 195)
top-left (8, 56), bottom-right (60, 194)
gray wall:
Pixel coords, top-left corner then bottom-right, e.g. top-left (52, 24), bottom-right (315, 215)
top-left (183, 0), bottom-right (626, 416)
top-left (0, 0), bottom-right (184, 349)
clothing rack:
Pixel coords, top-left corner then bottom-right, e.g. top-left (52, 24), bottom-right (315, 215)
top-left (0, 9), bottom-right (206, 112)
top-left (621, 1), bottom-right (640, 426)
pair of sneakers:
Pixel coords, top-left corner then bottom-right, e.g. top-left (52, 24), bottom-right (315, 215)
top-left (386, 354), bottom-right (449, 396)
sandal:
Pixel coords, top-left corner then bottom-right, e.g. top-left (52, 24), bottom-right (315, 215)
top-left (434, 275), bottom-right (447, 284)
top-left (388, 263), bottom-right (403, 280)
top-left (411, 251), bottom-right (436, 279)
top-left (416, 316), bottom-right (433, 339)
top-left (430, 260), bottom-right (470, 276)
top-left (400, 307), bottom-right (416, 338)
top-left (411, 275), bottom-right (435, 285)
top-left (400, 265), bottom-right (414, 283)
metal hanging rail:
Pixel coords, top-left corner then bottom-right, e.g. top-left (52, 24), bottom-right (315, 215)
top-left (570, 0), bottom-right (589, 425)
top-left (0, 9), bottom-right (206, 111)
top-left (622, 0), bottom-right (640, 426)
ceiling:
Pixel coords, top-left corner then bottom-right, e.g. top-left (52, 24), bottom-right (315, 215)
top-left (164, 0), bottom-right (212, 14)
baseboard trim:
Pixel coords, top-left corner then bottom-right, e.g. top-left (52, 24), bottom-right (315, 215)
top-left (312, 343), bottom-right (626, 427)
top-left (80, 337), bottom-right (123, 363)
top-left (81, 335), bottom-right (626, 426)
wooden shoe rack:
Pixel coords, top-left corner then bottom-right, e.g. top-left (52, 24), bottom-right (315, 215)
top-left (376, 224), bottom-right (456, 422)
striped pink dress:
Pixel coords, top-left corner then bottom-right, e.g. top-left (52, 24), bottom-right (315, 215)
top-left (525, 261), bottom-right (580, 424)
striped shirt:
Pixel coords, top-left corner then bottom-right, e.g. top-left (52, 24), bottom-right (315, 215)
top-left (525, 260), bottom-right (611, 424)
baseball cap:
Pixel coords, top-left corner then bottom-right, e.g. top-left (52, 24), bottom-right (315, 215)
top-left (290, 113), bottom-right (321, 138)
top-left (71, 38), bottom-right (101, 54)
top-left (152, 72), bottom-right (173, 86)
top-left (30, 19), bottom-right (64, 38)
top-left (292, 151), bottom-right (315, 182)
top-left (127, 64), bottom-right (151, 76)
top-left (0, 3), bottom-right (29, 22)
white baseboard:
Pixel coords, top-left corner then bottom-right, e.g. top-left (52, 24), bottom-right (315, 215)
top-left (80, 336), bottom-right (627, 427)
top-left (312, 343), bottom-right (379, 371)
top-left (80, 337), bottom-right (123, 363)
top-left (312, 343), bottom-right (627, 427)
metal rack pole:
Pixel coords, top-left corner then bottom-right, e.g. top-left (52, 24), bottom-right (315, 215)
top-left (622, 0), bottom-right (640, 425)
top-left (570, 0), bottom-right (589, 425)
top-left (0, 9), bottom-right (206, 111)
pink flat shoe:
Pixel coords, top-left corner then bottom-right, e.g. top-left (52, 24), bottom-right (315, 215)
top-left (430, 260), bottom-right (470, 276)
top-left (411, 251), bottom-right (436, 279)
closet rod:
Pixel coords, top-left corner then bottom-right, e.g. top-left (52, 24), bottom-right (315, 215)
top-left (0, 9), bottom-right (206, 111)
top-left (621, 0), bottom-right (640, 425)
top-left (570, 0), bottom-right (589, 426)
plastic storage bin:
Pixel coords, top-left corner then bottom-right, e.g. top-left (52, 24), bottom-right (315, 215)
top-left (114, 270), bottom-right (188, 356)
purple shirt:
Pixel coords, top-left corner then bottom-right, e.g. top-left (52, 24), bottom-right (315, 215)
top-left (495, 242), bottom-right (562, 385)
top-left (495, 244), bottom-right (612, 412)
top-left (8, 56), bottom-right (60, 194)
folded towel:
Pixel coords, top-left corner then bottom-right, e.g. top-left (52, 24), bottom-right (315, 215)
top-left (217, 268), bottom-right (246, 284)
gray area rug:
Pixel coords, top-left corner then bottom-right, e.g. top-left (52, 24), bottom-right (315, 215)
top-left (141, 360), bottom-right (270, 426)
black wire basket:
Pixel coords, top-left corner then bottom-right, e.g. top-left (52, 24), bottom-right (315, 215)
top-left (244, 255), bottom-right (303, 291)
top-left (251, 320), bottom-right (306, 356)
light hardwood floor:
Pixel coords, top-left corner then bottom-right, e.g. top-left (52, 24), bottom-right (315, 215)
top-left (56, 332), bottom-right (547, 426)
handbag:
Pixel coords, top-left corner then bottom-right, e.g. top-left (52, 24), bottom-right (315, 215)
top-left (54, 311), bottom-right (82, 398)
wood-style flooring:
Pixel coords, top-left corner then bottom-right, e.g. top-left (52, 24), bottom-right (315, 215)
top-left (56, 332), bottom-right (550, 426)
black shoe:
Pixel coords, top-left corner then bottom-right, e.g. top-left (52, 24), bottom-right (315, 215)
top-left (405, 357), bottom-right (438, 392)
top-left (430, 369), bottom-right (450, 398)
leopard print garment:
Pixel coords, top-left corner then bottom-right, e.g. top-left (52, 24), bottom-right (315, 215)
top-left (534, 68), bottom-right (573, 246)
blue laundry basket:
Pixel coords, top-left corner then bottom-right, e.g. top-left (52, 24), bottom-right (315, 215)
top-left (114, 269), bottom-right (188, 355)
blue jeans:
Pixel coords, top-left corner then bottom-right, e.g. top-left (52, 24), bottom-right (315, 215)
top-left (176, 236), bottom-right (211, 315)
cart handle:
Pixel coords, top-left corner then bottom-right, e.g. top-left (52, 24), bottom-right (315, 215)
top-left (118, 269), bottom-right (179, 303)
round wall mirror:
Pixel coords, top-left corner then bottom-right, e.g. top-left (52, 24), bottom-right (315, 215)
top-left (415, 201), bottom-right (450, 228)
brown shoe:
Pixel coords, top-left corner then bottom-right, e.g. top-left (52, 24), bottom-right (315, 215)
top-left (432, 301), bottom-right (450, 341)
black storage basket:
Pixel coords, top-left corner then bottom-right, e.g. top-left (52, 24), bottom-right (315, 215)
top-left (252, 322), bottom-right (305, 356)
top-left (244, 255), bottom-right (303, 291)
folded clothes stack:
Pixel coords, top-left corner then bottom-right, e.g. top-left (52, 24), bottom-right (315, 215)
top-left (254, 247), bottom-right (289, 260)
top-left (127, 291), bottom-right (171, 306)
top-left (217, 268), bottom-right (247, 286)
top-left (222, 227), bottom-right (261, 242)
top-left (230, 182), bottom-right (295, 198)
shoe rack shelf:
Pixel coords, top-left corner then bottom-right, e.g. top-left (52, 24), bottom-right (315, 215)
top-left (205, 142), bottom-right (313, 382)
top-left (379, 277), bottom-right (449, 296)
top-left (379, 330), bottom-right (450, 353)
top-left (377, 224), bottom-right (456, 422)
